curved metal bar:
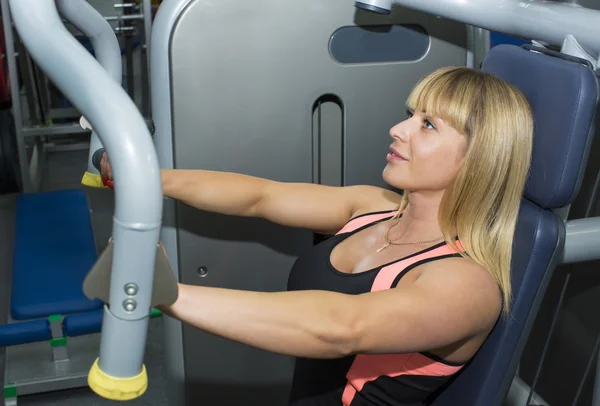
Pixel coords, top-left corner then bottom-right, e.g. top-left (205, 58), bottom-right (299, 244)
top-left (9, 0), bottom-right (162, 384)
top-left (56, 0), bottom-right (123, 175)
top-left (56, 0), bottom-right (122, 82)
top-left (356, 0), bottom-right (600, 60)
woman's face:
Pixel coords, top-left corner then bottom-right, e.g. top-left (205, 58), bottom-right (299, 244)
top-left (382, 108), bottom-right (468, 193)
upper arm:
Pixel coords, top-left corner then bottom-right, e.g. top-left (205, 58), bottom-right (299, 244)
top-left (256, 181), bottom-right (403, 235)
top-left (350, 258), bottom-right (502, 355)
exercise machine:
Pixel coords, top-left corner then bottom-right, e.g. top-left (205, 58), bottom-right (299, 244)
top-left (3, 0), bottom-right (600, 405)
top-left (152, 1), bottom-right (478, 404)
top-left (0, 0), bottom-right (154, 195)
top-left (1, 0), bottom-right (168, 404)
top-left (150, 0), bottom-right (600, 405)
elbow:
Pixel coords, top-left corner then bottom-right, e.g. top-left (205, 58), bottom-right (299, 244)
top-left (336, 321), bottom-right (364, 357)
top-left (315, 307), bottom-right (364, 358)
top-left (337, 336), bottom-right (360, 357)
top-left (245, 179), bottom-right (270, 218)
top-left (344, 316), bottom-right (365, 356)
top-left (314, 330), bottom-right (357, 358)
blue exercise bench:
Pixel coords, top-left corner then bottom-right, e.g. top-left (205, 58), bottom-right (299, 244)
top-left (1, 189), bottom-right (105, 404)
top-left (1, 188), bottom-right (163, 405)
top-left (10, 189), bottom-right (102, 322)
top-left (429, 45), bottom-right (598, 405)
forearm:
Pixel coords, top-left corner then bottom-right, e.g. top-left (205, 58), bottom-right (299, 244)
top-left (160, 169), bottom-right (267, 217)
top-left (163, 283), bottom-right (361, 359)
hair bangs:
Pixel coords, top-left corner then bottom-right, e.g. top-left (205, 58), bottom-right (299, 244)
top-left (406, 67), bottom-right (482, 137)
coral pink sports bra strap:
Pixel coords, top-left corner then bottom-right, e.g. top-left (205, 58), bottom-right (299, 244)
top-left (371, 241), bottom-right (465, 292)
top-left (336, 210), bottom-right (398, 235)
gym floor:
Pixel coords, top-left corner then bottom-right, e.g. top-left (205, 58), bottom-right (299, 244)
top-left (0, 149), bottom-right (169, 405)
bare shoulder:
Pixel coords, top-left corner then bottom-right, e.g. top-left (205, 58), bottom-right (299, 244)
top-left (347, 185), bottom-right (404, 217)
top-left (415, 256), bottom-right (503, 330)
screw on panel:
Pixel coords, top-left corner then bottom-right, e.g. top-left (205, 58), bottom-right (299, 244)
top-left (123, 299), bottom-right (137, 312)
top-left (124, 283), bottom-right (139, 296)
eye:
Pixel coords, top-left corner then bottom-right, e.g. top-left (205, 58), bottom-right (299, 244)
top-left (424, 119), bottom-right (437, 130)
top-left (405, 109), bottom-right (437, 131)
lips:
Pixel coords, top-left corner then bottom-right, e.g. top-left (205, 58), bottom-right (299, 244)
top-left (389, 147), bottom-right (408, 161)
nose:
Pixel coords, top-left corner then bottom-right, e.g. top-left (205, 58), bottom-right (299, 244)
top-left (389, 119), bottom-right (412, 141)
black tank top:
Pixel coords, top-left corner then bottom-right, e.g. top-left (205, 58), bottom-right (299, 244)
top-left (286, 210), bottom-right (465, 405)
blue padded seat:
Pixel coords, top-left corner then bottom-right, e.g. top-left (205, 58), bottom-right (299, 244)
top-left (0, 319), bottom-right (51, 347)
top-left (63, 309), bottom-right (104, 337)
top-left (430, 45), bottom-right (598, 405)
top-left (10, 189), bottom-right (103, 320)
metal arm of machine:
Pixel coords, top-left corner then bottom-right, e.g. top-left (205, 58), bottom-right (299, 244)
top-left (354, 0), bottom-right (600, 67)
top-left (560, 217), bottom-right (600, 264)
top-left (55, 0), bottom-right (122, 176)
top-left (8, 0), bottom-right (162, 400)
top-left (142, 0), bottom-right (152, 114)
top-left (55, 0), bottom-right (121, 90)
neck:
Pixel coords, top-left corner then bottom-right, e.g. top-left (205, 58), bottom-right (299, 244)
top-left (394, 190), bottom-right (445, 240)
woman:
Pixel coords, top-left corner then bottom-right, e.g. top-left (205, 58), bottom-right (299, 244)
top-left (100, 66), bottom-right (534, 405)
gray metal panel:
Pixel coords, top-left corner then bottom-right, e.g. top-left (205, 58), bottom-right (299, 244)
top-left (150, 1), bottom-right (192, 405)
top-left (167, 1), bottom-right (467, 404)
top-left (329, 24), bottom-right (429, 64)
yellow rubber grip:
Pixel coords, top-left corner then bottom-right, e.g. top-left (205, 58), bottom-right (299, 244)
top-left (88, 358), bottom-right (148, 401)
top-left (81, 172), bottom-right (109, 189)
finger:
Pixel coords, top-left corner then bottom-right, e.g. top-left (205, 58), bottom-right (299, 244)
top-left (106, 155), bottom-right (112, 179)
top-left (100, 153), bottom-right (107, 175)
top-left (101, 152), bottom-right (112, 179)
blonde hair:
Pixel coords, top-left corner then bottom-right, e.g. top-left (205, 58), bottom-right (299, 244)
top-left (398, 67), bottom-right (534, 317)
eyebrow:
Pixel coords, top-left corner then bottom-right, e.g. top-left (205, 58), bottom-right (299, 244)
top-left (406, 106), bottom-right (443, 128)
top-left (406, 106), bottom-right (427, 114)
top-left (406, 106), bottom-right (431, 117)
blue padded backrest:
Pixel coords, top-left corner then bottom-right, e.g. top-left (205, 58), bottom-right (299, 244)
top-left (487, 45), bottom-right (598, 209)
top-left (429, 45), bottom-right (598, 406)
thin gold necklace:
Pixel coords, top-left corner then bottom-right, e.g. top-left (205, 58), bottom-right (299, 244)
top-left (377, 218), bottom-right (445, 253)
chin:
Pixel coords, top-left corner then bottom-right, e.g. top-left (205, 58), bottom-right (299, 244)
top-left (381, 166), bottom-right (406, 190)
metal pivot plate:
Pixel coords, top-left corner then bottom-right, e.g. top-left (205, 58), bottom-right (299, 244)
top-left (0, 109), bottom-right (21, 194)
top-left (82, 242), bottom-right (179, 308)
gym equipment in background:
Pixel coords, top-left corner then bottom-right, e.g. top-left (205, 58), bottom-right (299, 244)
top-left (0, 21), bottom-right (11, 109)
top-left (0, 110), bottom-right (19, 195)
top-left (0, 0), bottom-right (154, 194)
top-left (1, 0), bottom-right (167, 404)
